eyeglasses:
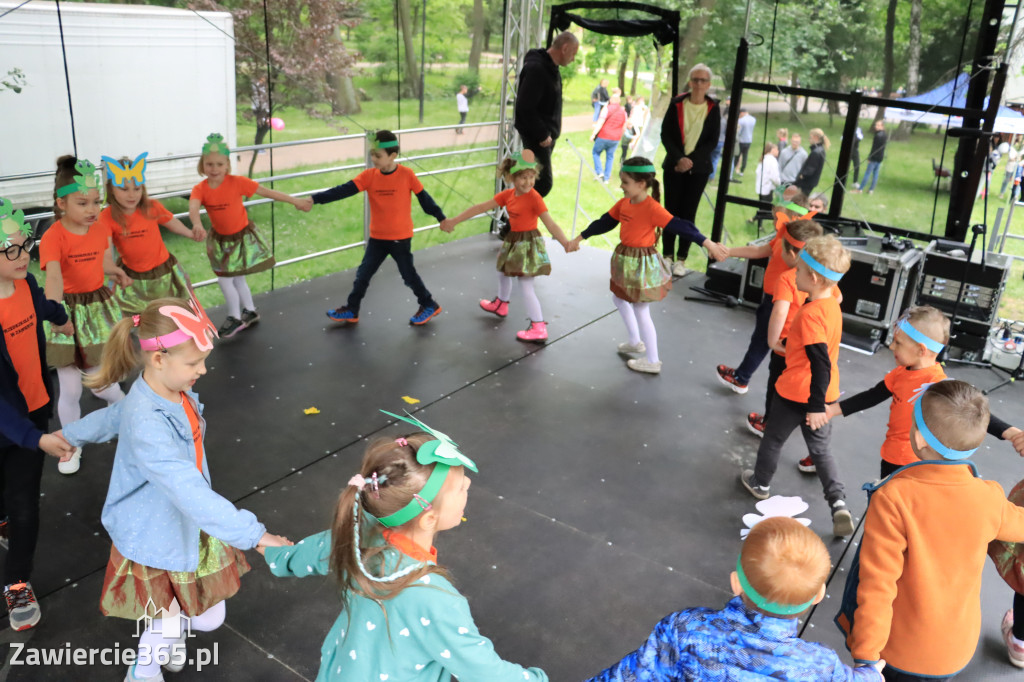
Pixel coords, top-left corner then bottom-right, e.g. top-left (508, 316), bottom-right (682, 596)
top-left (2, 238), bottom-right (36, 261)
top-left (690, 77), bottom-right (710, 83)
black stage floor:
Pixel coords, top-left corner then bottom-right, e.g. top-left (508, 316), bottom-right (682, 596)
top-left (4, 233), bottom-right (1024, 680)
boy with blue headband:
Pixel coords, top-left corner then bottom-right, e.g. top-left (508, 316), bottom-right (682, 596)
top-left (741, 235), bottom-right (855, 536)
top-left (842, 380), bottom-right (1024, 680)
top-left (584, 517), bottom-right (883, 680)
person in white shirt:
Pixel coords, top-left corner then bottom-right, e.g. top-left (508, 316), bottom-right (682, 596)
top-left (749, 143), bottom-right (780, 222)
top-left (456, 85), bottom-right (469, 134)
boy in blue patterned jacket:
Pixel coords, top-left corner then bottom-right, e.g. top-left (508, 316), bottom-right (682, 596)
top-left (583, 517), bottom-right (883, 681)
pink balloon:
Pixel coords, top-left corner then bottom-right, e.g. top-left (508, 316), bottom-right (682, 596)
top-left (270, 117), bottom-right (285, 131)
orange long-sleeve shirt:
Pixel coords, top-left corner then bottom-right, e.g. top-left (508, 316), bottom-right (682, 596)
top-left (849, 461), bottom-right (1024, 676)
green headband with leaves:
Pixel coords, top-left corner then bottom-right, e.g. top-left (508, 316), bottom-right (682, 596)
top-left (56, 160), bottom-right (102, 198)
top-left (508, 151), bottom-right (538, 175)
top-left (202, 133), bottom-right (230, 156)
top-left (370, 131), bottom-right (399, 150)
top-left (0, 198), bottom-right (33, 248)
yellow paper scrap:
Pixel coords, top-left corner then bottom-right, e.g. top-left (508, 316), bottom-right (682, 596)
top-left (401, 396), bottom-right (421, 404)
top-left (303, 407), bottom-right (320, 415)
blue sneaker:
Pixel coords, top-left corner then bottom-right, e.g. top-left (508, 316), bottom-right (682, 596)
top-left (326, 306), bottom-right (359, 323)
top-left (410, 304), bottom-right (442, 325)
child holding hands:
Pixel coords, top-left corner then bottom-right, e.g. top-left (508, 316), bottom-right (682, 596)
top-left (262, 413), bottom-right (548, 681)
top-left (584, 517), bottom-right (883, 680)
top-left (59, 295), bottom-right (291, 682)
top-left (0, 200), bottom-right (76, 630)
top-left (441, 150), bottom-right (575, 343)
top-left (569, 157), bottom-right (727, 374)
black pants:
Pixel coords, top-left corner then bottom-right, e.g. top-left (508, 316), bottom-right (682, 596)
top-left (0, 409), bottom-right (47, 586)
top-left (763, 350), bottom-right (786, 421)
top-left (735, 293), bottom-right (773, 385)
top-left (883, 668), bottom-right (949, 682)
top-left (456, 112), bottom-right (467, 133)
top-left (347, 238), bottom-right (437, 314)
top-left (522, 139), bottom-right (555, 198)
top-left (851, 143), bottom-right (861, 187)
top-left (880, 459), bottom-right (901, 479)
top-left (662, 169), bottom-right (709, 260)
top-left (736, 142), bottom-right (752, 173)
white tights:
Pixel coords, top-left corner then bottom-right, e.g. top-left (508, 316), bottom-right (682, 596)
top-left (217, 276), bottom-right (255, 320)
top-left (132, 600), bottom-right (226, 678)
top-left (613, 295), bottom-right (659, 363)
top-left (497, 274), bottom-right (544, 322)
top-left (56, 366), bottom-right (125, 427)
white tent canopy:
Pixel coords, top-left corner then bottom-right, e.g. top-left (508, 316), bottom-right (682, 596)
top-left (885, 73), bottom-right (1024, 134)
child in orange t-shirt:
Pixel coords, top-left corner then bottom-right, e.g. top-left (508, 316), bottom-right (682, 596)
top-left (39, 156), bottom-right (131, 475)
top-left (298, 130), bottom-right (448, 327)
top-left (99, 152), bottom-right (205, 316)
top-left (0, 199), bottom-right (76, 629)
top-left (740, 235), bottom-right (854, 537)
top-left (716, 188), bottom-right (814, 393)
top-left (568, 157), bottom-right (728, 374)
top-left (188, 134), bottom-right (305, 338)
top-left (440, 150), bottom-right (574, 343)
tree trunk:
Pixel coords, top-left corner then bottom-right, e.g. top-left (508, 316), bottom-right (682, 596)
top-left (875, 0), bottom-right (898, 125)
top-left (247, 124), bottom-right (270, 178)
top-left (617, 52), bottom-right (628, 93)
top-left (396, 0), bottom-right (420, 98)
top-left (630, 52), bottom-right (641, 95)
top-left (469, 0), bottom-right (485, 73)
top-left (895, 0), bottom-right (922, 140)
top-left (677, 0), bottom-right (717, 93)
top-left (331, 74), bottom-right (362, 115)
top-left (789, 71), bottom-right (800, 122)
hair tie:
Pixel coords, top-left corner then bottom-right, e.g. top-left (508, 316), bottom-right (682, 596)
top-left (348, 474), bottom-right (368, 491)
top-left (370, 471), bottom-right (381, 498)
top-left (131, 314), bottom-right (141, 327)
top-left (395, 437), bottom-right (408, 447)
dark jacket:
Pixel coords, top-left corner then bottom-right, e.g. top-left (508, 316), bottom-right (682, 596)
top-left (0, 273), bottom-right (68, 450)
top-left (514, 48), bottom-right (563, 145)
top-left (868, 130), bottom-right (888, 162)
top-left (795, 142), bottom-right (827, 195)
top-left (660, 93), bottom-right (720, 176)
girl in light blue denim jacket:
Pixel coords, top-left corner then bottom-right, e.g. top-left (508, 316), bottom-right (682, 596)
top-left (59, 294), bottom-right (292, 682)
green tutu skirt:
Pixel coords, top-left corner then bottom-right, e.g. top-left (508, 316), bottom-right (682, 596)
top-left (989, 478), bottom-right (1024, 593)
top-left (114, 254), bottom-right (192, 317)
top-left (496, 229), bottom-right (551, 277)
top-left (206, 222), bottom-right (275, 277)
top-left (100, 533), bottom-right (250, 620)
top-left (46, 287), bottom-right (120, 369)
top-left (609, 243), bottom-right (673, 303)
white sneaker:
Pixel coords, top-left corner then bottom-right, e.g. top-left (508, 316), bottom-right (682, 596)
top-left (162, 631), bottom-right (188, 673)
top-left (832, 500), bottom-right (855, 536)
top-left (617, 340), bottom-right (646, 354)
top-left (124, 663), bottom-right (165, 682)
top-left (671, 260), bottom-right (691, 277)
top-left (58, 447), bottom-right (82, 475)
top-left (627, 358), bottom-right (662, 374)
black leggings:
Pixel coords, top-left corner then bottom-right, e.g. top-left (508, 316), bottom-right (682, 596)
top-left (0, 409), bottom-right (47, 586)
top-left (1014, 591), bottom-right (1024, 640)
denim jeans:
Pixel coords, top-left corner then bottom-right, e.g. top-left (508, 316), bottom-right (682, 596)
top-left (860, 161), bottom-right (882, 191)
top-left (592, 101), bottom-right (603, 121)
top-left (709, 140), bottom-right (724, 181)
top-left (592, 137), bottom-right (619, 181)
top-left (347, 238), bottom-right (437, 314)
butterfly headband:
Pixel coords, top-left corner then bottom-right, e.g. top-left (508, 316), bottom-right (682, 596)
top-left (56, 160), bottom-right (102, 198)
top-left (370, 132), bottom-right (399, 151)
top-left (372, 410), bottom-right (478, 528)
top-left (0, 198), bottom-right (32, 248)
top-left (898, 319), bottom-right (945, 354)
top-left (912, 384), bottom-right (977, 460)
top-left (136, 290), bottom-right (219, 352)
top-left (101, 152), bottom-right (148, 188)
top-left (202, 133), bottom-right (230, 157)
top-left (736, 556), bottom-right (816, 616)
top-left (799, 249), bottom-right (844, 281)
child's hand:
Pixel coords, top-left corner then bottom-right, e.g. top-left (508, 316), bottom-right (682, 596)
top-left (806, 412), bottom-right (828, 430)
top-left (39, 431), bottom-right (75, 460)
top-left (439, 218), bottom-right (456, 233)
top-left (110, 269), bottom-right (133, 290)
top-left (255, 531), bottom-right (293, 555)
top-left (706, 241), bottom-right (729, 262)
top-left (191, 225), bottom-right (207, 242)
top-left (1004, 427), bottom-right (1024, 456)
top-left (824, 403), bottom-right (842, 421)
top-left (568, 235), bottom-right (584, 252)
top-left (560, 238), bottom-right (577, 254)
top-left (294, 197), bottom-right (314, 212)
top-left (52, 321), bottom-right (74, 337)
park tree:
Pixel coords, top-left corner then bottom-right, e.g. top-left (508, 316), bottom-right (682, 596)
top-left (189, 0), bottom-right (360, 175)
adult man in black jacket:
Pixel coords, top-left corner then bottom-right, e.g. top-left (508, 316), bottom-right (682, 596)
top-left (513, 31), bottom-right (580, 198)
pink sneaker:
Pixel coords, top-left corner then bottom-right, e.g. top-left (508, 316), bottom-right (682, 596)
top-left (479, 297), bottom-right (509, 318)
top-left (516, 320), bottom-right (548, 344)
top-left (1002, 609), bottom-right (1024, 668)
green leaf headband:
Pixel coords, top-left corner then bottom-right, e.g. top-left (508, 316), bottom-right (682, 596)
top-left (374, 410), bottom-right (478, 528)
top-left (56, 160), bottom-right (102, 198)
top-left (508, 152), bottom-right (538, 176)
top-left (0, 197), bottom-right (32, 248)
top-left (370, 131), bottom-right (399, 150)
top-left (736, 556), bottom-right (816, 616)
top-left (784, 202), bottom-right (809, 216)
top-left (622, 163), bottom-right (657, 173)
top-left (202, 133), bottom-right (230, 156)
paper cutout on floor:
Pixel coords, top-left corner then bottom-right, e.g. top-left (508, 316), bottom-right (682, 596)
top-left (740, 495), bottom-right (811, 539)
top-left (401, 396), bottom-right (421, 404)
top-left (304, 407), bottom-right (320, 415)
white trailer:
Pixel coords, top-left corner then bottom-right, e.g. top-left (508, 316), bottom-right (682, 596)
top-left (0, 1), bottom-right (236, 208)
